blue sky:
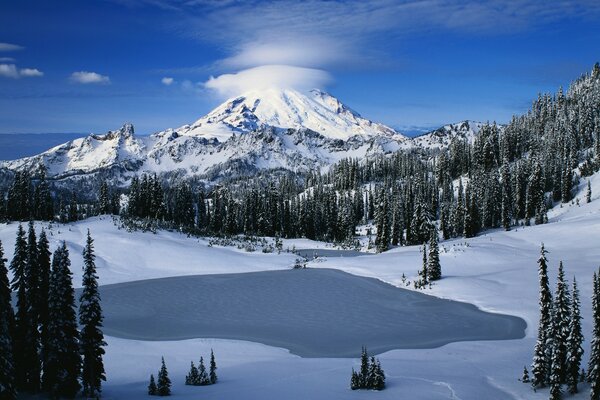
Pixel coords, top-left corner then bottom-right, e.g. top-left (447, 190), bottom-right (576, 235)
top-left (1, 0), bottom-right (599, 136)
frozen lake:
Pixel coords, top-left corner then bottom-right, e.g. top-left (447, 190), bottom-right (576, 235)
top-left (94, 268), bottom-right (526, 358)
top-left (294, 248), bottom-right (371, 258)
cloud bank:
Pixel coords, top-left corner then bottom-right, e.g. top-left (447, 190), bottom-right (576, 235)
top-left (0, 42), bottom-right (23, 52)
top-left (204, 65), bottom-right (331, 98)
top-left (70, 71), bottom-right (110, 84)
top-left (0, 64), bottom-right (44, 79)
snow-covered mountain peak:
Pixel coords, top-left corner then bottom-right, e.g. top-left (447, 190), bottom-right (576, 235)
top-left (162, 87), bottom-right (406, 142)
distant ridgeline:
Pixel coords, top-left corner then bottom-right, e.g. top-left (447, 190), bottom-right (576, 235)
top-left (0, 63), bottom-right (599, 249)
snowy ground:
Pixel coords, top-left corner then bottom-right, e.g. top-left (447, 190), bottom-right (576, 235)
top-left (2, 173), bottom-right (600, 399)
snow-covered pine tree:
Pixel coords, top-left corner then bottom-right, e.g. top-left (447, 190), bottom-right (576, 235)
top-left (350, 368), bottom-right (359, 390)
top-left (427, 226), bottom-right (441, 281)
top-left (198, 356), bottom-right (209, 385)
top-left (372, 359), bottom-right (385, 390)
top-left (566, 277), bottom-right (583, 394)
top-left (157, 357), bottom-right (171, 396)
top-left (551, 261), bottom-right (571, 384)
top-left (148, 374), bottom-right (157, 395)
top-left (0, 241), bottom-right (17, 400)
top-left (185, 361), bottom-right (199, 386)
top-left (367, 356), bottom-right (377, 389)
top-left (79, 230), bottom-right (106, 398)
top-left (588, 180), bottom-right (593, 203)
top-left (418, 244), bottom-right (428, 287)
top-left (521, 366), bottom-right (530, 383)
top-left (209, 349), bottom-right (217, 385)
top-left (359, 347), bottom-right (369, 388)
top-left (37, 229), bottom-right (51, 381)
top-left (589, 270), bottom-right (600, 399)
top-left (22, 222), bottom-right (41, 393)
top-left (9, 224), bottom-right (28, 390)
top-left (44, 242), bottom-right (81, 397)
top-left (531, 244), bottom-right (553, 388)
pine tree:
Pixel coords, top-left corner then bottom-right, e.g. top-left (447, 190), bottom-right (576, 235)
top-left (148, 374), bottom-right (157, 395)
top-left (350, 368), bottom-right (359, 390)
top-left (9, 224), bottom-right (28, 390)
top-left (185, 361), bottom-right (199, 386)
top-left (427, 226), bottom-right (441, 281)
top-left (566, 277), bottom-right (583, 394)
top-left (372, 359), bottom-right (385, 390)
top-left (589, 270), bottom-right (600, 399)
top-left (588, 180), bottom-right (593, 203)
top-left (198, 356), bottom-right (209, 385)
top-left (551, 261), bottom-right (571, 384)
top-left (157, 357), bottom-right (171, 396)
top-left (44, 242), bottom-right (81, 397)
top-left (209, 349), bottom-right (217, 385)
top-left (37, 229), bottom-right (51, 381)
top-left (359, 347), bottom-right (369, 388)
top-left (0, 241), bottom-right (17, 400)
top-left (23, 222), bottom-right (41, 393)
top-left (418, 244), bottom-right (428, 287)
top-left (79, 230), bottom-right (106, 398)
top-left (531, 244), bottom-right (553, 388)
top-left (521, 366), bottom-right (530, 383)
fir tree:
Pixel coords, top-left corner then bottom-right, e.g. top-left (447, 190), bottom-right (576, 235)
top-left (37, 229), bottom-right (51, 381)
top-left (427, 226), bottom-right (441, 281)
top-left (148, 374), bottom-right (157, 395)
top-left (521, 366), bottom-right (530, 383)
top-left (44, 242), bottom-right (81, 398)
top-left (198, 356), bottom-right (209, 386)
top-left (589, 270), bottom-right (600, 399)
top-left (418, 244), bottom-right (428, 287)
top-left (22, 221), bottom-right (41, 393)
top-left (0, 241), bottom-right (17, 400)
top-left (551, 261), bottom-right (571, 384)
top-left (79, 230), bottom-right (106, 398)
top-left (209, 349), bottom-right (217, 385)
top-left (157, 357), bottom-right (171, 396)
top-left (531, 244), bottom-right (552, 388)
top-left (588, 180), bottom-right (593, 203)
top-left (185, 361), bottom-right (199, 386)
top-left (350, 368), bottom-right (359, 390)
top-left (359, 347), bottom-right (369, 388)
top-left (9, 224), bottom-right (28, 390)
top-left (566, 277), bottom-right (583, 394)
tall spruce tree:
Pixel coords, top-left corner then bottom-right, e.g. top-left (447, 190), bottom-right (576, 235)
top-left (79, 231), bottom-right (106, 398)
top-left (427, 226), bottom-right (441, 281)
top-left (0, 241), bottom-right (17, 400)
top-left (209, 349), bottom-right (217, 385)
top-left (589, 270), bottom-right (600, 400)
top-left (157, 357), bottom-right (171, 396)
top-left (566, 277), bottom-right (583, 394)
top-left (551, 261), bottom-right (571, 384)
top-left (44, 242), bottom-right (81, 398)
top-left (23, 222), bottom-right (41, 392)
top-left (9, 224), bottom-right (28, 390)
top-left (531, 244), bottom-right (553, 388)
top-left (37, 229), bottom-right (51, 381)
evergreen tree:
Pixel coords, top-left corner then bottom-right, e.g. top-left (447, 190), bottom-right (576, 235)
top-left (551, 261), bottom-right (571, 384)
top-left (198, 356), bottom-right (209, 386)
top-left (521, 366), bottom-right (530, 383)
top-left (531, 244), bottom-right (553, 388)
top-left (350, 368), bottom-right (359, 390)
top-left (418, 244), bottom-right (428, 287)
top-left (37, 229), bottom-right (51, 381)
top-left (148, 374), bottom-right (157, 396)
top-left (427, 226), bottom-right (441, 281)
top-left (0, 241), bottom-right (17, 400)
top-left (209, 349), bottom-right (217, 385)
top-left (79, 231), bottom-right (106, 398)
top-left (157, 357), bottom-right (171, 396)
top-left (359, 347), bottom-right (369, 388)
top-left (588, 180), bottom-right (593, 203)
top-left (184, 361), bottom-right (199, 386)
top-left (566, 277), bottom-right (583, 394)
top-left (44, 242), bottom-right (81, 398)
top-left (23, 222), bottom-right (41, 393)
top-left (589, 270), bottom-right (600, 399)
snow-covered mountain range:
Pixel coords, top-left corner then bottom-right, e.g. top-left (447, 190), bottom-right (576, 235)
top-left (0, 88), bottom-right (483, 184)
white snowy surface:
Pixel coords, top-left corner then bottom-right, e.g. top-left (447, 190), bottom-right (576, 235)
top-left (2, 174), bottom-right (600, 399)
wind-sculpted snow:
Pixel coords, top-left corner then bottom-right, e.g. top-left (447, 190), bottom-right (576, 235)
top-left (93, 268), bottom-right (526, 358)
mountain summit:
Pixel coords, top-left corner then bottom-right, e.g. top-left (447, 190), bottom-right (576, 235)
top-left (158, 88), bottom-right (406, 142)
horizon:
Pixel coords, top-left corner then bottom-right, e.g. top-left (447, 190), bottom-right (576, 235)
top-left (1, 1), bottom-right (600, 136)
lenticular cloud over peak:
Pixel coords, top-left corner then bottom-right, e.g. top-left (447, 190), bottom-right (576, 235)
top-left (204, 65), bottom-right (332, 98)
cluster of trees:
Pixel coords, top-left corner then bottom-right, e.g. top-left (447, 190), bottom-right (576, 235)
top-left (185, 350), bottom-right (217, 386)
top-left (148, 352), bottom-right (217, 397)
top-left (529, 245), bottom-right (585, 399)
top-left (350, 347), bottom-right (385, 391)
top-left (0, 225), bottom-right (105, 399)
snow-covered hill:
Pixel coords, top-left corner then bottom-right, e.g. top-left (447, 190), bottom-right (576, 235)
top-left (0, 88), bottom-right (483, 184)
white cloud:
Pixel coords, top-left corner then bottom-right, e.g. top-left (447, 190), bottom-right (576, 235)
top-left (0, 64), bottom-right (19, 78)
top-left (70, 71), bottom-right (110, 84)
top-left (0, 57), bottom-right (15, 62)
top-left (0, 42), bottom-right (23, 52)
top-left (19, 68), bottom-right (44, 77)
top-left (161, 77), bottom-right (174, 85)
top-left (0, 64), bottom-right (43, 79)
top-left (204, 65), bottom-right (331, 98)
